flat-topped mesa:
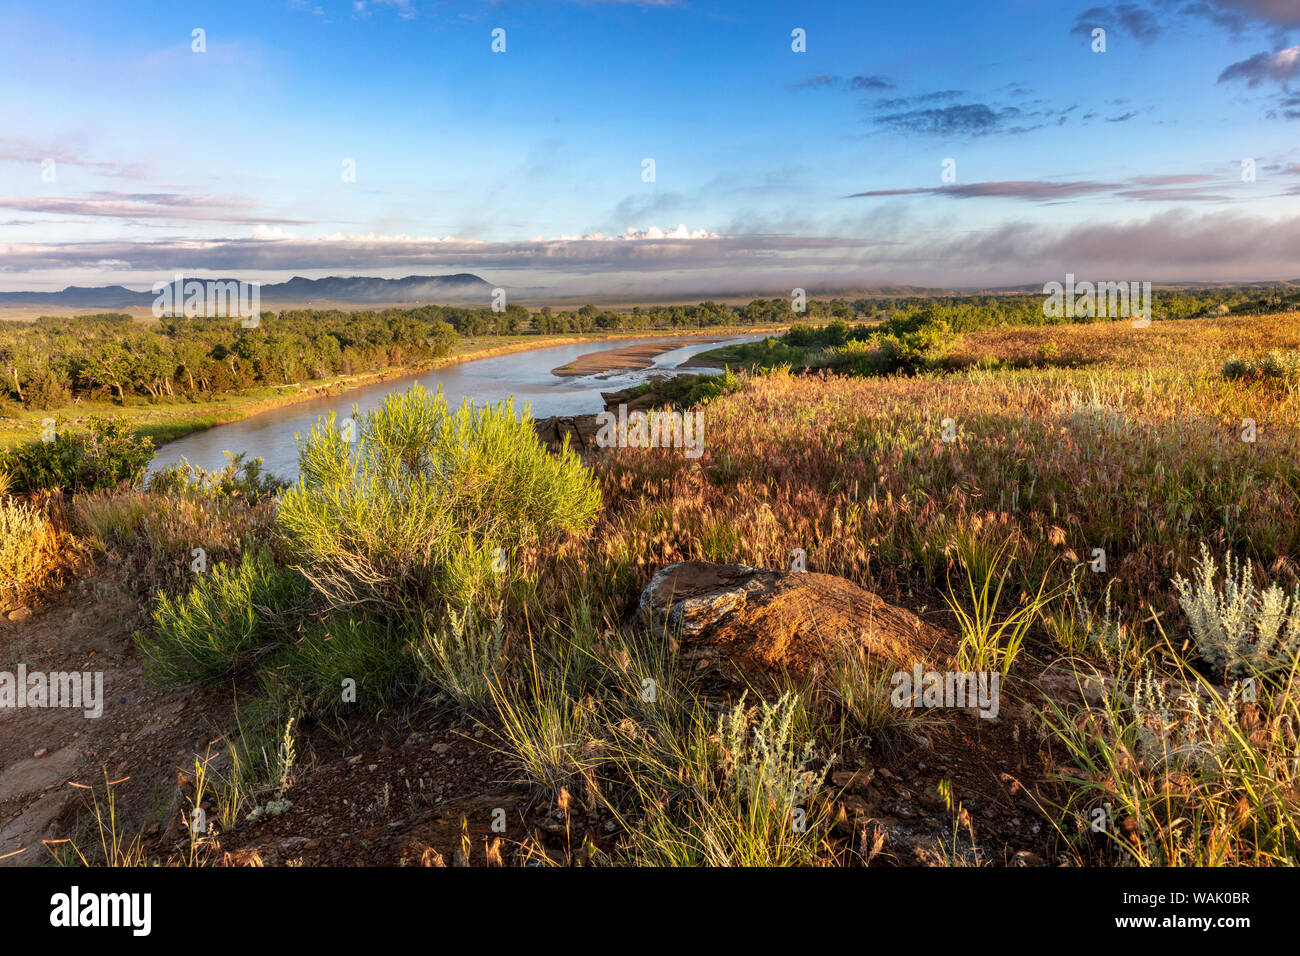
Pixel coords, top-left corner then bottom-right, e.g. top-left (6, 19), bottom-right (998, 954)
top-left (638, 561), bottom-right (954, 691)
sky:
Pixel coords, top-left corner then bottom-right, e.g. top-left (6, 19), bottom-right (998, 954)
top-left (2, 0), bottom-right (1300, 298)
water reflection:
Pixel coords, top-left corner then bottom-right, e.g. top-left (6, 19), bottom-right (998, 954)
top-left (149, 333), bottom-right (763, 480)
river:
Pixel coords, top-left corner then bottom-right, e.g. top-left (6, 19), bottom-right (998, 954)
top-left (149, 333), bottom-right (763, 480)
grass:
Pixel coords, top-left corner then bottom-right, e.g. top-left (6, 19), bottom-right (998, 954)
top-left (50, 307), bottom-right (1300, 867)
top-left (0, 496), bottom-right (67, 604)
top-left (137, 550), bottom-right (309, 686)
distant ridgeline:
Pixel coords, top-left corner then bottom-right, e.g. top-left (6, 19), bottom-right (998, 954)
top-left (0, 282), bottom-right (1293, 408)
top-left (0, 273), bottom-right (492, 308)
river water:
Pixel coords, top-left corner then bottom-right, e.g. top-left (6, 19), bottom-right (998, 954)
top-left (149, 333), bottom-right (762, 480)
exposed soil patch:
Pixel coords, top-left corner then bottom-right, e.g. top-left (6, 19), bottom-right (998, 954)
top-left (212, 704), bottom-right (1058, 867)
top-left (213, 719), bottom-right (598, 867)
top-left (0, 574), bottom-right (229, 865)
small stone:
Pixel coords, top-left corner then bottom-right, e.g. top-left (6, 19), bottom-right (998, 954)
top-left (33, 748), bottom-right (48, 758)
top-left (1013, 850), bottom-right (1046, 867)
top-left (831, 768), bottom-right (874, 794)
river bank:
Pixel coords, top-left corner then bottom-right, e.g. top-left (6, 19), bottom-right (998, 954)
top-left (0, 327), bottom-right (784, 451)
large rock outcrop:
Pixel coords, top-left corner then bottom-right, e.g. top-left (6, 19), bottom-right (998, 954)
top-left (638, 561), bottom-right (951, 688)
top-left (531, 415), bottom-right (602, 455)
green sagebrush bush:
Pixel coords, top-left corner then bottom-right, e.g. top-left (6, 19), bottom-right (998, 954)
top-left (137, 550), bottom-right (310, 686)
top-left (276, 383), bottom-right (601, 615)
top-left (1222, 350), bottom-right (1300, 390)
top-left (2, 417), bottom-right (153, 494)
top-left (286, 613), bottom-right (418, 714)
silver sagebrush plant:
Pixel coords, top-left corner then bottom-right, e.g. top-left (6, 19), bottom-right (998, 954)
top-left (1173, 544), bottom-right (1300, 677)
top-left (716, 692), bottom-right (829, 815)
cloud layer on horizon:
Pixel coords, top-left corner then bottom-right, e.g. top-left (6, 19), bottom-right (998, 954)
top-left (5, 209), bottom-right (1300, 294)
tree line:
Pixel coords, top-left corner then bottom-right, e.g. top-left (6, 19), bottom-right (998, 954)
top-left (1, 285), bottom-right (1290, 408)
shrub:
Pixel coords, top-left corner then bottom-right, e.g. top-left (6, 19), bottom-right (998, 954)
top-left (415, 607), bottom-right (505, 712)
top-left (1221, 350), bottom-right (1300, 390)
top-left (137, 550), bottom-right (309, 685)
top-left (716, 692), bottom-right (826, 814)
top-left (0, 498), bottom-right (64, 602)
top-left (287, 614), bottom-right (416, 713)
top-left (873, 320), bottom-right (951, 374)
top-left (1173, 543), bottom-right (1300, 678)
top-left (3, 417), bottom-right (153, 494)
top-left (24, 368), bottom-right (71, 410)
top-left (651, 370), bottom-right (744, 409)
top-left (611, 692), bottom-right (835, 866)
top-left (146, 451), bottom-right (286, 504)
top-left (277, 383), bottom-right (601, 615)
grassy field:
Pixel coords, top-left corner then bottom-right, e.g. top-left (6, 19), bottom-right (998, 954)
top-left (8, 309), bottom-right (1300, 867)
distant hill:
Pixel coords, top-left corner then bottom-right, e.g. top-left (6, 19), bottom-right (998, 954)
top-left (0, 274), bottom-right (493, 309)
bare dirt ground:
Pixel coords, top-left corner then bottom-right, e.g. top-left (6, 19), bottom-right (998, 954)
top-left (0, 575), bottom-right (228, 865)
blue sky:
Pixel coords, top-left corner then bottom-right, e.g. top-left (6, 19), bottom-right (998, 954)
top-left (3, 0), bottom-right (1300, 296)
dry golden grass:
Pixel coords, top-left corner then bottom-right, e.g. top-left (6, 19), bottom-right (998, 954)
top-left (0, 496), bottom-right (71, 605)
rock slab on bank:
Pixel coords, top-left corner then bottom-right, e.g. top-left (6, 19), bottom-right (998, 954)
top-left (532, 415), bottom-right (601, 455)
top-left (638, 561), bottom-right (950, 687)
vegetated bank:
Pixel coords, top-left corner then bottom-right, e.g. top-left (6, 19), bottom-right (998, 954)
top-left (0, 297), bottom-right (792, 448)
top-left (2, 298), bottom-right (1299, 867)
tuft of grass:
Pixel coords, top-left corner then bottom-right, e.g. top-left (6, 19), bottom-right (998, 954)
top-left (823, 645), bottom-right (933, 747)
top-left (46, 774), bottom-right (146, 868)
top-left (486, 659), bottom-right (605, 803)
top-left (946, 537), bottom-right (1056, 677)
